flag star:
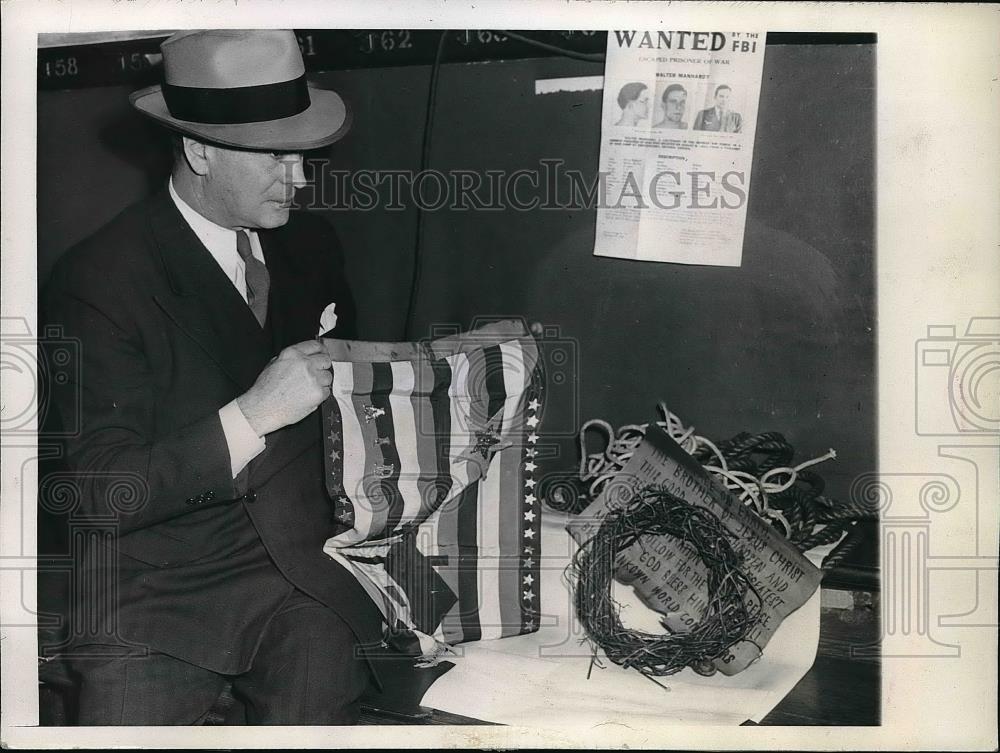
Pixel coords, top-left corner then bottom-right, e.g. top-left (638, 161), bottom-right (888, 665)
top-left (522, 589), bottom-right (534, 602)
top-left (527, 433), bottom-right (538, 444)
top-left (524, 528), bottom-right (535, 540)
top-left (524, 509), bottom-right (536, 523)
top-left (526, 448), bottom-right (537, 458)
top-left (528, 398), bottom-right (541, 412)
top-left (362, 404), bottom-right (386, 423)
top-left (523, 573), bottom-right (534, 586)
top-left (525, 619), bottom-right (536, 631)
top-left (524, 546), bottom-right (534, 555)
top-left (329, 482), bottom-right (342, 494)
top-left (523, 557), bottom-right (534, 568)
top-left (526, 415), bottom-right (539, 428)
top-left (525, 493), bottom-right (536, 505)
top-left (524, 461), bottom-right (537, 472)
top-left (525, 478), bottom-right (536, 489)
top-left (471, 427), bottom-right (503, 459)
top-left (328, 430), bottom-right (342, 444)
top-left (329, 448), bottom-right (341, 462)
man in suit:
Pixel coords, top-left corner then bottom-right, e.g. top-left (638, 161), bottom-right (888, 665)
top-left (693, 84), bottom-right (744, 133)
top-left (42, 29), bottom-right (385, 725)
top-left (654, 83), bottom-right (689, 129)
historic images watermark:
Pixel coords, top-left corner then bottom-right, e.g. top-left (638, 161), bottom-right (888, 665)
top-left (914, 318), bottom-right (999, 437)
top-left (3, 317), bottom-right (152, 660)
top-left (1, 318), bottom-right (80, 439)
top-left (291, 159), bottom-right (748, 214)
top-left (857, 317), bottom-right (999, 661)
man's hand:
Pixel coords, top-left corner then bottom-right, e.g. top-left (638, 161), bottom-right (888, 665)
top-left (237, 340), bottom-right (333, 436)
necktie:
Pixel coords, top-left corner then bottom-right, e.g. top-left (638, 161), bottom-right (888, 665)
top-left (236, 230), bottom-right (269, 326)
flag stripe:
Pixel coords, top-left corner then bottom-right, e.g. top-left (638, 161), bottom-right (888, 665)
top-left (348, 362), bottom-right (392, 540)
top-left (388, 360), bottom-right (423, 532)
top-left (322, 395), bottom-right (344, 499)
top-left (415, 512), bottom-right (450, 644)
top-left (475, 344), bottom-right (508, 639)
top-left (455, 483), bottom-right (482, 643)
top-left (435, 489), bottom-right (464, 644)
top-left (422, 356), bottom-right (454, 643)
top-left (445, 351), bottom-right (473, 491)
top-left (346, 362), bottom-right (379, 537)
top-left (332, 361), bottom-right (372, 544)
top-left (482, 345), bottom-right (507, 420)
top-left (477, 455), bottom-right (504, 639)
top-left (452, 344), bottom-right (495, 644)
top-left (499, 340), bottom-right (530, 636)
top-left (408, 355), bottom-right (437, 524)
top-left (438, 353), bottom-right (475, 643)
top-left (368, 362), bottom-right (404, 537)
top-left (426, 357), bottom-right (455, 518)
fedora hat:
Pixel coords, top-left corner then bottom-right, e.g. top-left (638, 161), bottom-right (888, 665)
top-left (130, 29), bottom-right (351, 151)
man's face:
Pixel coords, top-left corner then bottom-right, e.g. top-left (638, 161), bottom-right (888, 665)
top-left (715, 88), bottom-right (731, 111)
top-left (665, 90), bottom-right (687, 122)
top-left (204, 147), bottom-right (307, 230)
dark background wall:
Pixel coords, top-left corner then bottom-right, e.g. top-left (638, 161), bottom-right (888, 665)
top-left (37, 43), bottom-right (875, 551)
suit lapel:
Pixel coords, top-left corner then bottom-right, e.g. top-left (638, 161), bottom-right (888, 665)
top-left (147, 190), bottom-right (272, 391)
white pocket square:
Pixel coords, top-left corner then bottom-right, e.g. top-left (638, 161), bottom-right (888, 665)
top-left (318, 302), bottom-right (338, 336)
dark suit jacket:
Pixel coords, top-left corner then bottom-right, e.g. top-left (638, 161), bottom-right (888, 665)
top-left (42, 190), bottom-right (384, 677)
top-left (693, 107), bottom-right (743, 133)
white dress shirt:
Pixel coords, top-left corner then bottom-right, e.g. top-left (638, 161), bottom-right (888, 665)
top-left (168, 178), bottom-right (267, 478)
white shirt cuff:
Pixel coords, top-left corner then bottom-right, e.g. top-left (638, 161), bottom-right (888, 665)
top-left (219, 400), bottom-right (266, 478)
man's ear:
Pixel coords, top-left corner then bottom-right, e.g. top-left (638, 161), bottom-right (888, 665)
top-left (181, 136), bottom-right (211, 176)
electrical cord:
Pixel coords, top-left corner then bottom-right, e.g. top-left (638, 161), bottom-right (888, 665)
top-left (403, 30), bottom-right (448, 339)
top-left (401, 30), bottom-right (604, 338)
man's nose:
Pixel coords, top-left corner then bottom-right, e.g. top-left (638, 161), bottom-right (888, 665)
top-left (280, 155), bottom-right (308, 190)
top-left (291, 158), bottom-right (307, 189)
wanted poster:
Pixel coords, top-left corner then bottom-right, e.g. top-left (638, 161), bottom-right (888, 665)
top-left (595, 30), bottom-right (766, 266)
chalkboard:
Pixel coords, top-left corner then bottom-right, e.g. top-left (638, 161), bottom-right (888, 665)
top-left (37, 30), bottom-right (874, 89)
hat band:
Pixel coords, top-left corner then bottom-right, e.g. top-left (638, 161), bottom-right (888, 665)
top-left (162, 75), bottom-right (310, 125)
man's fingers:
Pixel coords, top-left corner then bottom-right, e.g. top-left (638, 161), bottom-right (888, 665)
top-left (290, 339), bottom-right (325, 356)
top-left (307, 353), bottom-right (332, 371)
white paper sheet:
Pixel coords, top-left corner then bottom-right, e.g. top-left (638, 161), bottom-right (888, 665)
top-left (421, 511), bottom-right (820, 727)
top-left (594, 29), bottom-right (767, 266)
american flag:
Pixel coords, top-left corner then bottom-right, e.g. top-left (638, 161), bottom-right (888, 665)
top-left (321, 321), bottom-right (542, 657)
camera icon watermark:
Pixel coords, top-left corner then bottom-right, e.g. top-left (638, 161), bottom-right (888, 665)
top-left (1, 317), bottom-right (81, 438)
top-left (915, 317), bottom-right (1000, 436)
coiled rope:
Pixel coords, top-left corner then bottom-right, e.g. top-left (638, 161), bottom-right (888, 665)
top-left (559, 404), bottom-right (875, 570)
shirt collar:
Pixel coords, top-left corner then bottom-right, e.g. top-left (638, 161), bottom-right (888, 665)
top-left (168, 177), bottom-right (241, 262)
